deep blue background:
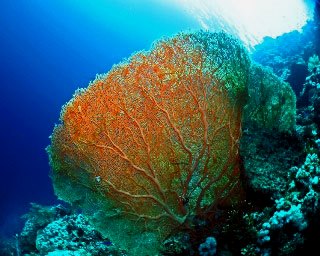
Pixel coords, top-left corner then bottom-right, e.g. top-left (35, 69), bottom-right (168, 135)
top-left (0, 0), bottom-right (198, 237)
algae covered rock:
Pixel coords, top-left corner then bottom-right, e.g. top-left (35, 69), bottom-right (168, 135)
top-left (36, 214), bottom-right (113, 255)
top-left (18, 204), bottom-right (123, 256)
top-left (244, 63), bottom-right (296, 133)
top-left (20, 203), bottom-right (71, 253)
top-left (240, 128), bottom-right (303, 198)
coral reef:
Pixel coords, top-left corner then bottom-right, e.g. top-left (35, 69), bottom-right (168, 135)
top-left (160, 233), bottom-right (193, 255)
top-left (295, 53), bottom-right (320, 169)
top-left (240, 128), bottom-right (303, 198)
top-left (198, 237), bottom-right (217, 256)
top-left (36, 214), bottom-right (112, 255)
top-left (252, 19), bottom-right (318, 82)
top-left (1, 3), bottom-right (319, 256)
top-left (16, 204), bottom-right (123, 256)
top-left (45, 29), bottom-right (309, 255)
top-left (243, 152), bottom-right (320, 256)
top-left (251, 13), bottom-right (320, 99)
top-left (20, 203), bottom-right (71, 253)
top-left (239, 13), bottom-right (320, 255)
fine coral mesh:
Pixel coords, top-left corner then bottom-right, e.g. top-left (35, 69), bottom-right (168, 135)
top-left (49, 31), bottom-right (250, 254)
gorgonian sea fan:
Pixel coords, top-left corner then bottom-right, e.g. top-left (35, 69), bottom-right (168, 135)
top-left (47, 31), bottom-right (250, 255)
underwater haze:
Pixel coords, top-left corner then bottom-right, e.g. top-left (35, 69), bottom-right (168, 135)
top-left (0, 0), bottom-right (319, 255)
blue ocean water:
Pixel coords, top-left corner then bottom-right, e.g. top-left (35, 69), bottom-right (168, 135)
top-left (0, 0), bottom-right (198, 238)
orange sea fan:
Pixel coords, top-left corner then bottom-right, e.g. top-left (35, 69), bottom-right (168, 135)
top-left (48, 31), bottom-right (250, 255)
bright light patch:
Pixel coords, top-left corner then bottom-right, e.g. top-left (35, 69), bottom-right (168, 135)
top-left (174, 0), bottom-right (315, 47)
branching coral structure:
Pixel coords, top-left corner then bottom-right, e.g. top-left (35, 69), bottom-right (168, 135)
top-left (47, 31), bottom-right (250, 255)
